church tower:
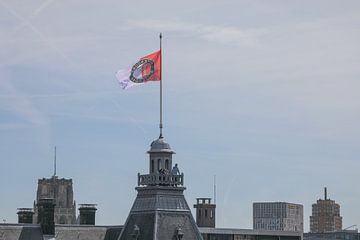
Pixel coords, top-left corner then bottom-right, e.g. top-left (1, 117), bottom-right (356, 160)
top-left (118, 136), bottom-right (203, 240)
top-left (33, 148), bottom-right (76, 224)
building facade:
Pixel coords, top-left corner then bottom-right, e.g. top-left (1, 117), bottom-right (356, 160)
top-left (304, 230), bottom-right (359, 240)
top-left (309, 188), bottom-right (342, 233)
top-left (200, 228), bottom-right (303, 240)
top-left (253, 202), bottom-right (303, 232)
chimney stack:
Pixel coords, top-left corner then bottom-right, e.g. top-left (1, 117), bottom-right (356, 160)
top-left (79, 204), bottom-right (97, 225)
top-left (37, 198), bottom-right (55, 235)
top-left (17, 208), bottom-right (34, 224)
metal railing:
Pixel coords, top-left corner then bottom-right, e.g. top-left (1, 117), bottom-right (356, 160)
top-left (138, 173), bottom-right (184, 186)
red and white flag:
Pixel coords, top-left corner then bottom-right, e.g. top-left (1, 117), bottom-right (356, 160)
top-left (116, 50), bottom-right (161, 89)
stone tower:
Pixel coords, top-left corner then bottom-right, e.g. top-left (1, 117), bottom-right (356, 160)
top-left (33, 176), bottom-right (76, 224)
top-left (118, 136), bottom-right (203, 240)
top-left (193, 198), bottom-right (216, 228)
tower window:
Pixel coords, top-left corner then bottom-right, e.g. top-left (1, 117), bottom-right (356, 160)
top-left (157, 159), bottom-right (161, 171)
top-left (198, 209), bottom-right (201, 217)
top-left (151, 160), bottom-right (154, 173)
top-left (205, 209), bottom-right (208, 217)
top-left (165, 159), bottom-right (169, 170)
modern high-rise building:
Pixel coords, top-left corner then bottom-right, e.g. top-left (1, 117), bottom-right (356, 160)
top-left (310, 188), bottom-right (342, 233)
top-left (253, 202), bottom-right (304, 232)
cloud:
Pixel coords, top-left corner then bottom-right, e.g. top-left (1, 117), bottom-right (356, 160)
top-left (0, 77), bottom-right (50, 128)
top-left (127, 19), bottom-right (264, 47)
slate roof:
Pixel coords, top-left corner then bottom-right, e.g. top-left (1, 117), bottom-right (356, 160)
top-left (0, 224), bottom-right (123, 240)
top-left (118, 185), bottom-right (202, 240)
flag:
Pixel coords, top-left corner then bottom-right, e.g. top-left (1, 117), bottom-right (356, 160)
top-left (116, 50), bottom-right (161, 89)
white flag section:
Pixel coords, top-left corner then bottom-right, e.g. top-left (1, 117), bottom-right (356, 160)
top-left (116, 66), bottom-right (144, 90)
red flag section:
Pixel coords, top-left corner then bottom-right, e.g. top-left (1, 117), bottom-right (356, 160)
top-left (140, 50), bottom-right (161, 82)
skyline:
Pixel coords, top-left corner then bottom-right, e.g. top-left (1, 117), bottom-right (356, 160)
top-left (1, 0), bottom-right (359, 231)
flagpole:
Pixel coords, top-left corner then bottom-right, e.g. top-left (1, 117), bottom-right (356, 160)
top-left (159, 33), bottom-right (163, 138)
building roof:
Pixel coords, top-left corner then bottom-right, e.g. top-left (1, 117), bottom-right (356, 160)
top-left (199, 227), bottom-right (303, 237)
top-left (147, 137), bottom-right (175, 153)
top-left (0, 224), bottom-right (123, 240)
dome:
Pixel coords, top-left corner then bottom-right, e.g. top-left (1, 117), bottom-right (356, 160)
top-left (147, 136), bottom-right (175, 153)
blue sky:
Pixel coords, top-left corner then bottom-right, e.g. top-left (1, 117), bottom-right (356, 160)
top-left (0, 0), bottom-right (359, 231)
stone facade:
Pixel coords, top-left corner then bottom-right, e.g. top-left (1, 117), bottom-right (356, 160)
top-left (33, 176), bottom-right (76, 224)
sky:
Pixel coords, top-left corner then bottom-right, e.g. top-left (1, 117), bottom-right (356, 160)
top-left (0, 0), bottom-right (360, 232)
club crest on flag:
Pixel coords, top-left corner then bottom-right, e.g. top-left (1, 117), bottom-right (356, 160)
top-left (130, 59), bottom-right (155, 83)
top-left (116, 50), bottom-right (161, 89)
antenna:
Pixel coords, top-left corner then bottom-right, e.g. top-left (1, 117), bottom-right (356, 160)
top-left (214, 175), bottom-right (217, 204)
top-left (54, 146), bottom-right (57, 177)
top-left (324, 187), bottom-right (327, 200)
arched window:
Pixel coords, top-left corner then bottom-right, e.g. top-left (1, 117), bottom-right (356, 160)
top-left (151, 159), bottom-right (154, 173)
top-left (59, 216), bottom-right (66, 224)
top-left (157, 159), bottom-right (161, 171)
top-left (165, 159), bottom-right (169, 170)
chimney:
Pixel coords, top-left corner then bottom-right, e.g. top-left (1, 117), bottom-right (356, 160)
top-left (17, 208), bottom-right (34, 224)
top-left (37, 198), bottom-right (55, 235)
top-left (324, 187), bottom-right (327, 200)
top-left (193, 198), bottom-right (216, 228)
top-left (79, 204), bottom-right (97, 225)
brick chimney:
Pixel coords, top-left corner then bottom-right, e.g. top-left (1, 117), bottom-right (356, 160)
top-left (17, 208), bottom-right (34, 224)
top-left (37, 198), bottom-right (55, 235)
top-left (79, 204), bottom-right (97, 225)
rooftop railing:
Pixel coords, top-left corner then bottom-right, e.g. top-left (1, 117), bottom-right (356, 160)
top-left (137, 173), bottom-right (184, 186)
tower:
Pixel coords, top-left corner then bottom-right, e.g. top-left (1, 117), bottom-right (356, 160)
top-left (118, 136), bottom-right (203, 240)
top-left (310, 187), bottom-right (342, 233)
top-left (33, 148), bottom-right (76, 224)
top-left (33, 176), bottom-right (76, 224)
top-left (193, 198), bottom-right (216, 228)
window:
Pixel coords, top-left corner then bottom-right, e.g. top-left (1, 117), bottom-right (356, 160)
top-left (157, 159), bottom-right (161, 170)
top-left (198, 209), bottom-right (201, 217)
top-left (151, 160), bottom-right (154, 173)
top-left (165, 159), bottom-right (169, 170)
top-left (205, 209), bottom-right (208, 217)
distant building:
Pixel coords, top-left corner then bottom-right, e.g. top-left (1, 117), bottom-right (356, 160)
top-left (304, 230), bottom-right (359, 240)
top-left (253, 202), bottom-right (303, 232)
top-left (310, 188), bottom-right (342, 233)
top-left (200, 228), bottom-right (302, 240)
top-left (33, 175), bottom-right (76, 224)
